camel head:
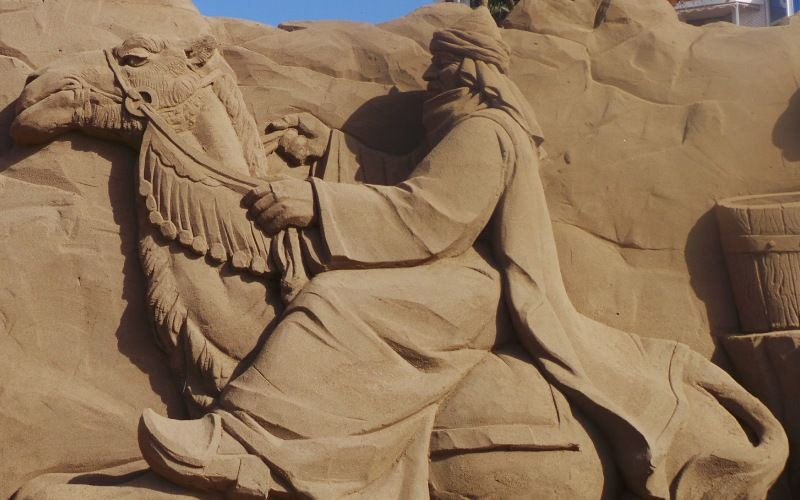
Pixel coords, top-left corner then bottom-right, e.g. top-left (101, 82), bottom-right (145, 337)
top-left (11, 34), bottom-right (221, 147)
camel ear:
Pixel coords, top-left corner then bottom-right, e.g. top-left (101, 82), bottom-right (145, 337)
top-left (185, 35), bottom-right (218, 67)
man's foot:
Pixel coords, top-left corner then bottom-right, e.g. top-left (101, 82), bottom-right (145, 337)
top-left (138, 409), bottom-right (271, 499)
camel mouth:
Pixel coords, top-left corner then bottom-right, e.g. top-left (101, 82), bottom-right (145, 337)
top-left (12, 72), bottom-right (108, 144)
top-left (10, 89), bottom-right (80, 144)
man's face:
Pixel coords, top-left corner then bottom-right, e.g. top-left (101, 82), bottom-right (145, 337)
top-left (423, 53), bottom-right (462, 94)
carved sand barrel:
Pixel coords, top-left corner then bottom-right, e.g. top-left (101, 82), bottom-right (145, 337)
top-left (717, 192), bottom-right (800, 333)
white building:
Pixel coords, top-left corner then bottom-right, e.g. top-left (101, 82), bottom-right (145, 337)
top-left (674, 0), bottom-right (798, 27)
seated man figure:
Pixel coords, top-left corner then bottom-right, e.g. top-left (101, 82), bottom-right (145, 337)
top-left (138, 7), bottom-right (788, 499)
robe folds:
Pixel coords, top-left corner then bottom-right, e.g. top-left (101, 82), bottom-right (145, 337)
top-left (217, 110), bottom-right (788, 499)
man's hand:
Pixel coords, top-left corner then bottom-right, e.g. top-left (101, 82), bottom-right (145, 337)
top-left (263, 112), bottom-right (331, 165)
top-left (244, 179), bottom-right (317, 235)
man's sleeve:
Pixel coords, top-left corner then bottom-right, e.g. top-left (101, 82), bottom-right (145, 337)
top-left (313, 130), bottom-right (417, 186)
top-left (307, 117), bottom-right (510, 269)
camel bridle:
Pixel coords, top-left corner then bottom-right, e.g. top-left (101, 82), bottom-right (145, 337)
top-left (102, 48), bottom-right (260, 192)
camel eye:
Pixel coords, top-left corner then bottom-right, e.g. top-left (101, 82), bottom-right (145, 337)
top-left (121, 54), bottom-right (148, 67)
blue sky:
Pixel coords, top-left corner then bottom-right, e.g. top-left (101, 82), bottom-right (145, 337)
top-left (193, 1), bottom-right (434, 26)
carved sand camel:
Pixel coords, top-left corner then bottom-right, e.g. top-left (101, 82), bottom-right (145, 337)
top-left (14, 34), bottom-right (285, 415)
top-left (7, 33), bottom-right (788, 498)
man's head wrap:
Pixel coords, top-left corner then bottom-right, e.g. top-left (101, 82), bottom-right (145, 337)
top-left (426, 7), bottom-right (544, 147)
top-left (430, 7), bottom-right (511, 74)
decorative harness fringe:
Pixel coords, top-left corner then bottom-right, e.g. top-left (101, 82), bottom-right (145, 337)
top-left (103, 48), bottom-right (278, 410)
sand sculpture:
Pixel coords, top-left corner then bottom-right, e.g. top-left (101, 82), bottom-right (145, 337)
top-left (2, 0), bottom-right (800, 498)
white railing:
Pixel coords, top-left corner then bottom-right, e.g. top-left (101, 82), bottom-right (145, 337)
top-left (675, 0), bottom-right (762, 9)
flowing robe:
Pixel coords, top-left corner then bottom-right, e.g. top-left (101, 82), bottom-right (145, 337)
top-left (217, 110), bottom-right (788, 499)
top-left (218, 115), bottom-right (517, 498)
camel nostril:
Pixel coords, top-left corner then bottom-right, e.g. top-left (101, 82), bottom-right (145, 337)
top-left (25, 72), bottom-right (39, 86)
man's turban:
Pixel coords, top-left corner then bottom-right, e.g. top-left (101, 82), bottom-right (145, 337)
top-left (430, 7), bottom-right (511, 74)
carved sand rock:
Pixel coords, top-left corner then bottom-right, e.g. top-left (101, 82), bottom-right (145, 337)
top-left (0, 0), bottom-right (799, 498)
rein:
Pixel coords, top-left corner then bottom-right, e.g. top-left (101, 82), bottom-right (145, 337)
top-left (103, 48), bottom-right (261, 193)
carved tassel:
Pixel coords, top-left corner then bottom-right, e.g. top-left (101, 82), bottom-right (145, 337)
top-left (138, 125), bottom-right (275, 278)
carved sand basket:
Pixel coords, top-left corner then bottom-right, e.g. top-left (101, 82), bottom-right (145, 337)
top-left (716, 192), bottom-right (800, 334)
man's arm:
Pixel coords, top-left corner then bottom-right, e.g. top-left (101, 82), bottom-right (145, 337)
top-left (265, 112), bottom-right (416, 186)
top-left (310, 116), bottom-right (510, 269)
top-left (265, 112), bottom-right (415, 185)
top-left (315, 129), bottom-right (417, 186)
top-left (245, 117), bottom-right (511, 271)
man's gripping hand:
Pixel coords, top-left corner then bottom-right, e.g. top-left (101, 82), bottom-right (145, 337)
top-left (244, 179), bottom-right (317, 236)
top-left (263, 112), bottom-right (332, 165)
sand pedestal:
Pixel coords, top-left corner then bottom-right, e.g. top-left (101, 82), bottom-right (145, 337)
top-left (724, 331), bottom-right (800, 495)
